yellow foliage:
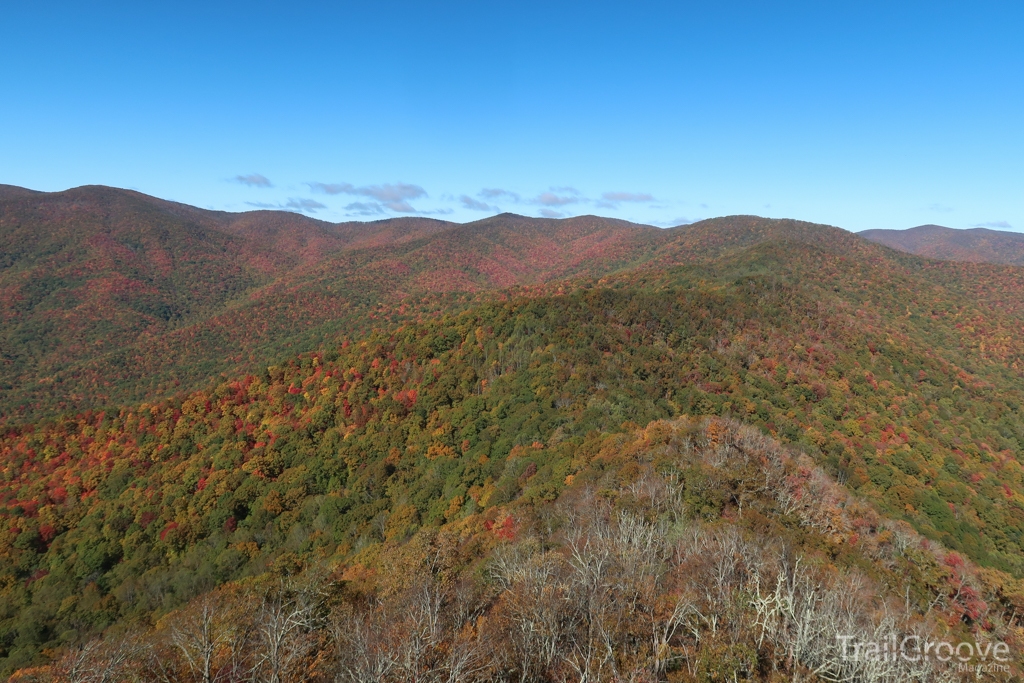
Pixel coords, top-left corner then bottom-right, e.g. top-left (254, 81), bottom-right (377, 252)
top-left (234, 541), bottom-right (259, 558)
top-left (426, 443), bottom-right (456, 460)
top-left (385, 504), bottom-right (419, 541)
top-left (445, 496), bottom-right (464, 521)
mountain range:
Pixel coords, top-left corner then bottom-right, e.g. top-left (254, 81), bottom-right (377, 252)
top-left (4, 186), bottom-right (1024, 680)
top-left (0, 186), bottom-right (670, 421)
top-left (861, 223), bottom-right (1024, 266)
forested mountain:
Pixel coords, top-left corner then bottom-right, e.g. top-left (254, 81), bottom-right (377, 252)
top-left (0, 187), bottom-right (664, 421)
top-left (5, 189), bottom-right (1024, 679)
top-left (861, 224), bottom-right (1024, 266)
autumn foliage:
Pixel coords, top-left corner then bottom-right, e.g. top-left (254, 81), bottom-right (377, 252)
top-left (4, 192), bottom-right (1024, 678)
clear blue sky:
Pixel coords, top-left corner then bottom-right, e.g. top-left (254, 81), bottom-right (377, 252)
top-left (2, 1), bottom-right (1021, 231)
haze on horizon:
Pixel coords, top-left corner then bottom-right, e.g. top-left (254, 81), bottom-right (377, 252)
top-left (2, 1), bottom-right (1021, 232)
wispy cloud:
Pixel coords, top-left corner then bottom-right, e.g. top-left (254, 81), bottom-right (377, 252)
top-left (928, 203), bottom-right (954, 213)
top-left (245, 198), bottom-right (325, 214)
top-left (286, 198), bottom-right (326, 213)
top-left (308, 182), bottom-right (353, 194)
top-left (343, 202), bottom-right (386, 217)
top-left (650, 216), bottom-right (696, 227)
top-left (309, 181), bottom-right (427, 212)
top-left (341, 201), bottom-right (452, 218)
top-left (475, 186), bottom-right (587, 210)
top-left (480, 188), bottom-right (521, 202)
top-left (388, 200), bottom-right (417, 213)
top-left (602, 191), bottom-right (654, 202)
top-left (461, 195), bottom-right (497, 211)
top-left (596, 191), bottom-right (656, 209)
top-left (977, 220), bottom-right (1013, 229)
top-left (234, 173), bottom-right (272, 188)
top-left (337, 200), bottom-right (409, 214)
top-left (535, 188), bottom-right (581, 207)
top-left (539, 209), bottom-right (565, 218)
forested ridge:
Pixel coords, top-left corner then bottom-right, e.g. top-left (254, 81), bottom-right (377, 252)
top-left (4, 190), bottom-right (1024, 679)
top-left (11, 417), bottom-right (1022, 682)
top-left (0, 186), bottom-right (664, 421)
top-left (861, 224), bottom-right (1024, 267)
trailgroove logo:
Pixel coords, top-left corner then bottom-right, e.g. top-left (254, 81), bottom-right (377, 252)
top-left (837, 634), bottom-right (1010, 668)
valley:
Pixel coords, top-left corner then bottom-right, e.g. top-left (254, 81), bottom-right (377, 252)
top-left (3, 187), bottom-right (1024, 679)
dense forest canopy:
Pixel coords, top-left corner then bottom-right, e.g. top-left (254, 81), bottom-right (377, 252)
top-left (0, 187), bottom-right (665, 421)
top-left (4, 188), bottom-right (1024, 679)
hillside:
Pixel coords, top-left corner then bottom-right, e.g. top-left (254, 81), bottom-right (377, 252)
top-left (0, 186), bottom-right (668, 421)
top-left (0, 185), bottom-right (407, 419)
top-left (14, 418), bottom-right (1022, 682)
top-left (0, 187), bottom-right (42, 202)
top-left (861, 224), bottom-right (1024, 266)
top-left (6, 211), bottom-right (1024, 676)
top-left (6, 187), bottom-right (903, 423)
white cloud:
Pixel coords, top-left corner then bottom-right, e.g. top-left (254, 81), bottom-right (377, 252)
top-left (285, 198), bottom-right (326, 213)
top-left (308, 182), bottom-right (354, 195)
top-left (386, 200), bottom-right (417, 213)
top-left (535, 190), bottom-right (581, 207)
top-left (344, 201), bottom-right (386, 216)
top-left (308, 181), bottom-right (427, 212)
top-left (479, 188), bottom-right (521, 202)
top-left (650, 216), bottom-right (696, 227)
top-left (461, 195), bottom-right (497, 211)
top-left (601, 191), bottom-right (654, 202)
top-left (245, 197), bottom-right (325, 214)
top-left (234, 173), bottom-right (272, 187)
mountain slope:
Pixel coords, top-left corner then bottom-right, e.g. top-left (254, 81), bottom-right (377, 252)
top-left (6, 189), bottom-right (887, 422)
top-left (18, 417), bottom-right (1021, 681)
top-left (861, 223), bottom-right (1024, 266)
top-left (0, 186), bottom-right (42, 201)
top-left (0, 187), bottom-right (667, 421)
top-left (8, 190), bottom-right (1024, 675)
top-left (0, 185), bottom-right (419, 419)
top-left (7, 220), bottom-right (1024, 673)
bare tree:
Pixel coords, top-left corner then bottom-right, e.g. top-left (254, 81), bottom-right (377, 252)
top-left (165, 592), bottom-right (249, 683)
top-left (490, 541), bottom-right (570, 682)
top-left (48, 635), bottom-right (144, 683)
top-left (751, 557), bottom-right (944, 682)
top-left (329, 602), bottom-right (398, 683)
top-left (250, 583), bottom-right (319, 683)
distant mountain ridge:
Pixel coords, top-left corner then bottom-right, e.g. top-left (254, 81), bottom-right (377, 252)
top-left (860, 223), bottom-right (1024, 265)
top-left (0, 185), bottom-right (670, 419)
top-left (4, 184), bottom-right (1024, 422)
top-left (9, 185), bottom-right (1024, 676)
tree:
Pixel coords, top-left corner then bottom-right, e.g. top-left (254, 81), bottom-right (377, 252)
top-left (250, 581), bottom-right (319, 683)
top-left (162, 590), bottom-right (250, 683)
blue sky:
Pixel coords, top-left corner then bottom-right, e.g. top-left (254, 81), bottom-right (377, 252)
top-left (1, 1), bottom-right (1021, 231)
